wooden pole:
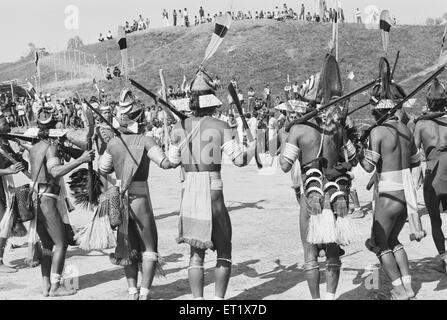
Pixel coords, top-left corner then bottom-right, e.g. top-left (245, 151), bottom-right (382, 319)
top-left (336, 16), bottom-right (339, 62)
top-left (159, 69), bottom-right (170, 151)
top-left (54, 57), bottom-right (58, 82)
top-left (68, 50), bottom-right (73, 80)
top-left (10, 81), bottom-right (14, 102)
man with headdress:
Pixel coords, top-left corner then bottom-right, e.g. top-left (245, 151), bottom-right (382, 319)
top-left (169, 67), bottom-right (256, 300)
top-left (24, 105), bottom-right (95, 296)
top-left (279, 53), bottom-right (358, 300)
top-left (413, 78), bottom-right (447, 273)
top-left (98, 88), bottom-right (178, 300)
top-left (93, 103), bottom-right (116, 193)
top-left (0, 113), bottom-right (27, 273)
top-left (358, 57), bottom-right (420, 299)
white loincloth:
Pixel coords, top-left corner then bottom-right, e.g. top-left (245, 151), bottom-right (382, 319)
top-left (178, 171), bottom-right (223, 250)
top-left (377, 169), bottom-right (418, 218)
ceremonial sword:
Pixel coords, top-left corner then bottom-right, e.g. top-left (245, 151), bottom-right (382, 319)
top-left (129, 78), bottom-right (188, 121)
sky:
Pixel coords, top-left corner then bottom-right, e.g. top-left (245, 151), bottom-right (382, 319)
top-left (0, 0), bottom-right (446, 63)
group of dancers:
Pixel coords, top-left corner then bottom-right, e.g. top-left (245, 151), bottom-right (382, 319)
top-left (0, 47), bottom-right (446, 301)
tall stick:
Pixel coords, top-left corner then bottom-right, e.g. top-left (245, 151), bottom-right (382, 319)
top-left (391, 50), bottom-right (400, 78)
top-left (159, 69), bottom-right (170, 150)
top-left (360, 64), bottom-right (446, 142)
top-left (10, 81), bottom-right (14, 102)
top-left (336, 12), bottom-right (339, 62)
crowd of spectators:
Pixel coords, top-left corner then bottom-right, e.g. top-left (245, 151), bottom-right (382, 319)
top-left (162, 2), bottom-right (345, 28)
top-left (98, 14), bottom-right (150, 42)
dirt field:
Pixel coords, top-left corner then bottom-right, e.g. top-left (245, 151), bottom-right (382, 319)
top-left (0, 160), bottom-right (446, 300)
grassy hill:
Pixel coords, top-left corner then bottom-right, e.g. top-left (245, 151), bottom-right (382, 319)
top-left (1, 19), bottom-right (446, 121)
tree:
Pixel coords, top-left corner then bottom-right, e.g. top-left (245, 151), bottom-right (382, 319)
top-left (435, 17), bottom-right (444, 25)
top-left (67, 36), bottom-right (84, 50)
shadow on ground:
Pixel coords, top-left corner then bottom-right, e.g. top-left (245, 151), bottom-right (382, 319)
top-left (338, 257), bottom-right (447, 300)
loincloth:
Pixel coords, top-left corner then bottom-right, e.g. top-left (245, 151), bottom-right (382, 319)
top-left (177, 171), bottom-right (223, 250)
top-left (181, 171), bottom-right (223, 191)
top-left (377, 169), bottom-right (418, 217)
top-left (377, 171), bottom-right (404, 192)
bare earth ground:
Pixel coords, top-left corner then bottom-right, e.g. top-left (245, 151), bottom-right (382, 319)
top-left (0, 159), bottom-right (446, 300)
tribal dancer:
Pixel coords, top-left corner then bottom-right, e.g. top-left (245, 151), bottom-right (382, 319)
top-left (27, 106), bottom-right (94, 297)
top-left (359, 58), bottom-right (420, 300)
top-left (0, 114), bottom-right (26, 273)
top-left (414, 78), bottom-right (447, 272)
top-left (169, 68), bottom-right (256, 300)
top-left (98, 88), bottom-right (178, 300)
top-left (280, 53), bottom-right (358, 300)
top-left (93, 104), bottom-right (115, 190)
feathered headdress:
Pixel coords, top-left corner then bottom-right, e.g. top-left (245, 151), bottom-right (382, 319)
top-left (371, 57), bottom-right (406, 109)
top-left (426, 78), bottom-right (447, 111)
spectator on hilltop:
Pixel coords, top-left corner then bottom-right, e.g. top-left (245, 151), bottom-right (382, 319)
top-left (138, 14), bottom-right (145, 30)
top-left (199, 6), bottom-right (205, 23)
top-left (106, 30), bottom-right (113, 40)
top-left (356, 8), bottom-right (362, 23)
top-left (179, 9), bottom-right (184, 26)
top-left (98, 33), bottom-right (104, 42)
top-left (132, 19), bottom-right (138, 31)
top-left (125, 21), bottom-right (131, 33)
top-left (184, 8), bottom-right (189, 27)
top-left (146, 18), bottom-right (150, 29)
top-left (163, 9), bottom-right (169, 27)
top-left (173, 9), bottom-right (177, 26)
top-left (306, 12), bottom-right (312, 22)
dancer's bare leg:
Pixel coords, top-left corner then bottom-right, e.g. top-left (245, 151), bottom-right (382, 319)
top-left (38, 198), bottom-right (76, 297)
top-left (300, 197), bottom-right (320, 299)
top-left (131, 195), bottom-right (159, 300)
top-left (189, 247), bottom-right (205, 299)
top-left (211, 191), bottom-right (232, 299)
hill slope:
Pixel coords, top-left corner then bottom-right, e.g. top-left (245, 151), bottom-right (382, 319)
top-left (1, 20), bottom-right (446, 120)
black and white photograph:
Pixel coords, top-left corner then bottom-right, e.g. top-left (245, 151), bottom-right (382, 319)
top-left (0, 0), bottom-right (446, 308)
